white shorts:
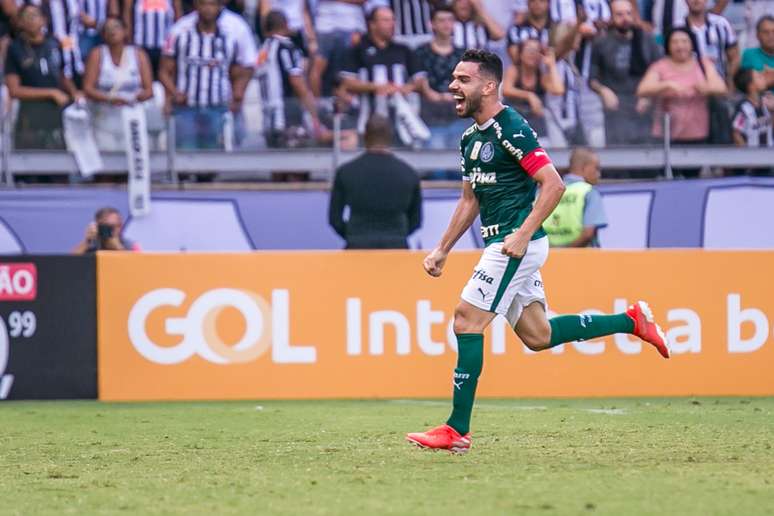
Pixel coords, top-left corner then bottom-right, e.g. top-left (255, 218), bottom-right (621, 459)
top-left (460, 236), bottom-right (549, 327)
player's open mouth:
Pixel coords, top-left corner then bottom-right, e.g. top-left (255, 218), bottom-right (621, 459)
top-left (453, 94), bottom-right (465, 110)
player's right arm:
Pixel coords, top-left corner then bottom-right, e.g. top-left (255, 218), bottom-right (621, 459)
top-left (423, 182), bottom-right (479, 277)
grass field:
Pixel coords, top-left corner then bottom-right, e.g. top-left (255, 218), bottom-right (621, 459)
top-left (2, 398), bottom-right (773, 515)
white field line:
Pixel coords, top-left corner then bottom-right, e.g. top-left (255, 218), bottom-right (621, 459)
top-left (584, 408), bottom-right (627, 415)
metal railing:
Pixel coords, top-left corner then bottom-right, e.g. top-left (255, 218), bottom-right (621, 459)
top-left (1, 110), bottom-right (772, 187)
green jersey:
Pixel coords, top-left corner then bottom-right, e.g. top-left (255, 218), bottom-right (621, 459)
top-left (460, 106), bottom-right (549, 245)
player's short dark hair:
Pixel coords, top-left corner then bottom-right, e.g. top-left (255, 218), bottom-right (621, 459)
top-left (265, 9), bottom-right (288, 33)
top-left (364, 114), bottom-right (393, 148)
top-left (431, 6), bottom-right (454, 19)
top-left (757, 14), bottom-right (774, 33)
top-left (460, 49), bottom-right (503, 84)
top-left (733, 68), bottom-right (754, 94)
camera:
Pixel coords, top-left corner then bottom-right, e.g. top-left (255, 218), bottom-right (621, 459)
top-left (97, 223), bottom-right (114, 241)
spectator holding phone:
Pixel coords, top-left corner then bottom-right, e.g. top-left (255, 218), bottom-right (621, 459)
top-left (73, 207), bottom-right (139, 253)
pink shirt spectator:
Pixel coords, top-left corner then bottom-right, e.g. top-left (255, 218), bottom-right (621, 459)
top-left (649, 58), bottom-right (709, 141)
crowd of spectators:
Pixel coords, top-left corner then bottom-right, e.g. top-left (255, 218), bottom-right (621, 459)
top-left (1, 0), bottom-right (772, 165)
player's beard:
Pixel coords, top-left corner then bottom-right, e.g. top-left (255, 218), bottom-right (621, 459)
top-left (459, 91), bottom-right (482, 119)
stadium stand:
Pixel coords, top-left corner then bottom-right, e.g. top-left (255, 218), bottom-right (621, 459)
top-left (0, 0), bottom-right (771, 185)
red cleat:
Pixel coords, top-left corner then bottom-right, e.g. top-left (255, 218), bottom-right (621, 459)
top-left (406, 424), bottom-right (471, 454)
top-left (626, 301), bottom-right (671, 359)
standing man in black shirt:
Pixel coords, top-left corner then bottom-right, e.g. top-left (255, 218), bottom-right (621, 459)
top-left (4, 3), bottom-right (81, 149)
top-left (328, 114), bottom-right (422, 249)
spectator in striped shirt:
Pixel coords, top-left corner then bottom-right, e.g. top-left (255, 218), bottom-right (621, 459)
top-left (339, 6), bottom-right (425, 139)
top-left (507, 0), bottom-right (551, 65)
top-left (159, 0), bottom-right (248, 149)
top-left (258, 0), bottom-right (316, 56)
top-left (636, 0), bottom-right (729, 40)
top-left (731, 68), bottom-right (773, 148)
top-left (369, 0), bottom-right (446, 49)
top-left (123, 0), bottom-right (181, 78)
top-left (450, 0), bottom-right (505, 50)
top-left (256, 9), bottom-right (324, 148)
top-left (677, 0), bottom-right (739, 84)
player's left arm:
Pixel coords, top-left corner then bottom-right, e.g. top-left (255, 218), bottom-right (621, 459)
top-left (501, 164), bottom-right (565, 258)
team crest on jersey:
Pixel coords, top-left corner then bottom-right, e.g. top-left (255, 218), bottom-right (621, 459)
top-left (480, 142), bottom-right (494, 163)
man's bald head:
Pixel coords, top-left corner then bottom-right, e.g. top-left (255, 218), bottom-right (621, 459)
top-left (569, 147), bottom-right (601, 184)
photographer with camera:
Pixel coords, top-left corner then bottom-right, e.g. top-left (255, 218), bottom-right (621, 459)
top-left (73, 207), bottom-right (139, 253)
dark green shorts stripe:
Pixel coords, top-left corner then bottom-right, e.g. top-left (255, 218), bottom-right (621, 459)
top-left (489, 256), bottom-right (522, 312)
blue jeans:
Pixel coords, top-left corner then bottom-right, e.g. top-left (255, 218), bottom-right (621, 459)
top-left (174, 106), bottom-right (227, 150)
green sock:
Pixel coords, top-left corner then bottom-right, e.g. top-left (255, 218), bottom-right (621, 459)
top-left (549, 313), bottom-right (634, 347)
top-left (446, 333), bottom-right (483, 436)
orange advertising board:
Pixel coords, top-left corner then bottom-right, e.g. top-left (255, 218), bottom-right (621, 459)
top-left (98, 250), bottom-right (774, 401)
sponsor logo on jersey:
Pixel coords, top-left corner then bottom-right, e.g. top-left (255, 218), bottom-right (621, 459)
top-left (480, 224), bottom-right (500, 238)
top-left (501, 139), bottom-right (524, 161)
top-left (469, 141), bottom-right (482, 160)
top-left (470, 169), bottom-right (496, 187)
top-left (493, 121), bottom-right (503, 139)
top-left (480, 142), bottom-right (494, 162)
top-left (471, 268), bottom-right (494, 284)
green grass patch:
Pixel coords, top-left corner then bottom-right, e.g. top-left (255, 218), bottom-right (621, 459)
top-left (2, 398), bottom-right (773, 515)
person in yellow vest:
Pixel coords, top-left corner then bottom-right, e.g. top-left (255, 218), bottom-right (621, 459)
top-left (544, 147), bottom-right (608, 247)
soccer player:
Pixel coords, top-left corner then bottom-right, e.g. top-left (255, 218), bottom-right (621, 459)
top-left (405, 49), bottom-right (670, 454)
